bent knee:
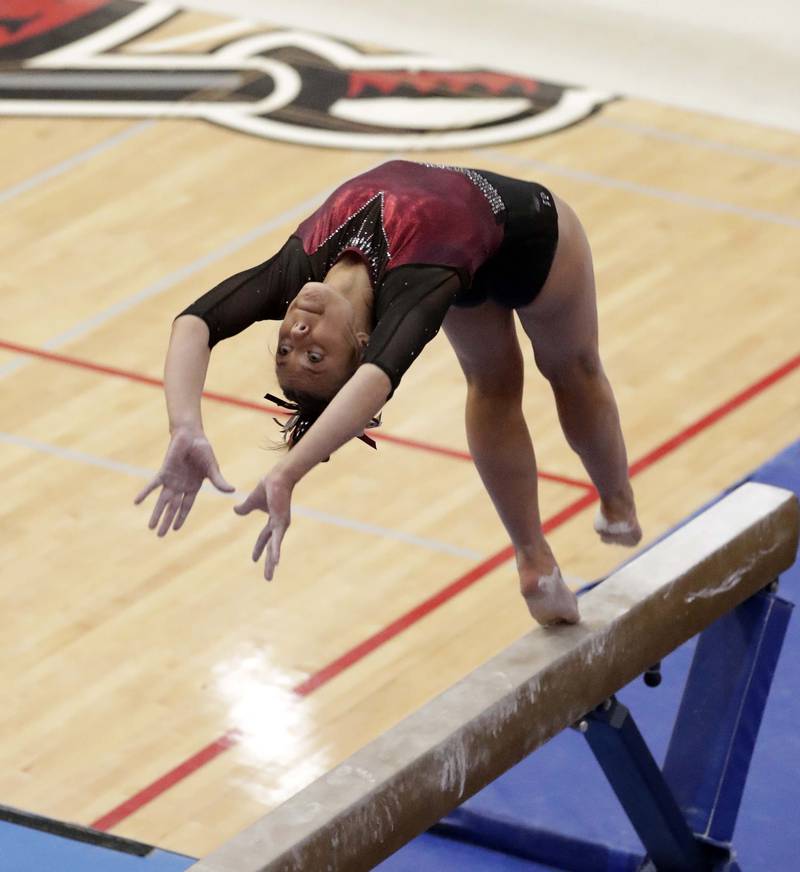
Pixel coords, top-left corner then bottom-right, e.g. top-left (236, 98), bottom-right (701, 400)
top-left (538, 348), bottom-right (603, 390)
top-left (464, 360), bottom-right (525, 402)
top-left (456, 342), bottom-right (524, 400)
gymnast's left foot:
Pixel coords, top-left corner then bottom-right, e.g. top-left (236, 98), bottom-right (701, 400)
top-left (518, 556), bottom-right (580, 626)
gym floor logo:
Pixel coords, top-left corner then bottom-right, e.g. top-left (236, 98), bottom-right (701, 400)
top-left (1, 0), bottom-right (614, 150)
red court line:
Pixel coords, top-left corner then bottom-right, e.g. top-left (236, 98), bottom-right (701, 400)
top-left (295, 489), bottom-right (598, 696)
top-left (88, 347), bottom-right (800, 831)
top-left (0, 337), bottom-right (592, 489)
top-left (90, 731), bottom-right (241, 832)
top-left (91, 490), bottom-right (596, 832)
top-left (628, 351), bottom-right (800, 476)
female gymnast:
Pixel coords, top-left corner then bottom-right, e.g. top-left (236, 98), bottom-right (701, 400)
top-left (135, 160), bottom-right (641, 625)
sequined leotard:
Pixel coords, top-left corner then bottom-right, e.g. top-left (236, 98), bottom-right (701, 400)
top-left (180, 160), bottom-right (558, 392)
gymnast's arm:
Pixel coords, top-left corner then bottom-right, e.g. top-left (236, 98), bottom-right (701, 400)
top-left (234, 266), bottom-right (462, 580)
top-left (234, 363), bottom-right (392, 581)
top-left (283, 364), bottom-right (391, 481)
top-left (134, 314), bottom-right (236, 535)
top-left (233, 363), bottom-right (392, 580)
top-left (136, 239), bottom-right (307, 534)
top-left (163, 315), bottom-right (214, 434)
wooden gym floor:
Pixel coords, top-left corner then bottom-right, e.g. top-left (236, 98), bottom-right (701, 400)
top-left (1, 1), bottom-right (799, 859)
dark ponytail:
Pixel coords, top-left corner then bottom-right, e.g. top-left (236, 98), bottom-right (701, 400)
top-left (264, 391), bottom-right (381, 452)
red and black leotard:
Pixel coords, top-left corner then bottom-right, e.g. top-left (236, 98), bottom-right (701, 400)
top-left (181, 160), bottom-right (558, 393)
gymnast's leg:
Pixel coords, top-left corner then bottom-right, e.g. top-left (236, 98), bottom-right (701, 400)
top-left (442, 301), bottom-right (579, 625)
top-left (516, 196), bottom-right (641, 545)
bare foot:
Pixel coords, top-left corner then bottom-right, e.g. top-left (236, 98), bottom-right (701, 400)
top-left (519, 564), bottom-right (580, 626)
top-left (593, 505), bottom-right (642, 547)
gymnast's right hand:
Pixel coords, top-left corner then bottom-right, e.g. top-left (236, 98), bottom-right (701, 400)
top-left (134, 427), bottom-right (235, 536)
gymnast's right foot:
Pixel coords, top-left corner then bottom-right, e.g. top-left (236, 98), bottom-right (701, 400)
top-left (518, 556), bottom-right (580, 626)
top-left (594, 492), bottom-right (642, 547)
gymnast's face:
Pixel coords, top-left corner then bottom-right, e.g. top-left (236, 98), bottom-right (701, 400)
top-left (275, 282), bottom-right (363, 400)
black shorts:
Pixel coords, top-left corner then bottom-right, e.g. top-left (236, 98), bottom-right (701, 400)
top-left (454, 170), bottom-right (559, 310)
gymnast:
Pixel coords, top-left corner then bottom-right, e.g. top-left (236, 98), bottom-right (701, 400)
top-left (135, 160), bottom-right (641, 625)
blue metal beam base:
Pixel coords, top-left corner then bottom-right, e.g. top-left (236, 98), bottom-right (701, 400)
top-left (581, 697), bottom-right (714, 871)
top-left (662, 587), bottom-right (793, 844)
top-left (580, 585), bottom-right (792, 872)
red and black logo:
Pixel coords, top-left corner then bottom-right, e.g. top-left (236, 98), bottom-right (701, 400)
top-left (1, 0), bottom-right (613, 149)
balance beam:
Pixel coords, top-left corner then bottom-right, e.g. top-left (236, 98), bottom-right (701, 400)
top-left (190, 482), bottom-right (799, 872)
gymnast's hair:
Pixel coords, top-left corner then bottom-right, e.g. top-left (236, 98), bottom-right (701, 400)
top-left (267, 389), bottom-right (326, 449)
top-left (264, 390), bottom-right (380, 454)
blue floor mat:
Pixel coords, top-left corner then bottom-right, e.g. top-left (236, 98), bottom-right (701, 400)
top-left (0, 818), bottom-right (194, 872)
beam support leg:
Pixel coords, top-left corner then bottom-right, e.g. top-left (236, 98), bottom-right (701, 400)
top-left (663, 586), bottom-right (794, 843)
top-left (580, 698), bottom-right (713, 872)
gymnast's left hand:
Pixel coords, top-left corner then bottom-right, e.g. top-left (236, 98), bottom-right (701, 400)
top-left (233, 471), bottom-right (293, 581)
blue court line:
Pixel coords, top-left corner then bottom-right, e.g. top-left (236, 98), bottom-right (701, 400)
top-left (0, 430), bottom-right (483, 560)
top-left (477, 148), bottom-right (800, 229)
top-left (595, 117), bottom-right (800, 169)
top-left (0, 121), bottom-right (153, 207)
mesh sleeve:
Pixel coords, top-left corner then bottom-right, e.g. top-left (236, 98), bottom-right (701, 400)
top-left (362, 266), bottom-right (462, 391)
top-left (177, 236), bottom-right (314, 347)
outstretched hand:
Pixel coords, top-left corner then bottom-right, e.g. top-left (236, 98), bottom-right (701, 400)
top-left (234, 472), bottom-right (293, 581)
top-left (135, 428), bottom-right (234, 535)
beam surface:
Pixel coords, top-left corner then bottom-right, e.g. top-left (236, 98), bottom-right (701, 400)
top-left (190, 482), bottom-right (799, 872)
